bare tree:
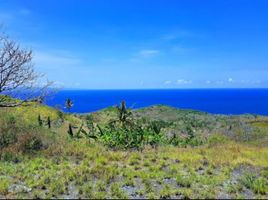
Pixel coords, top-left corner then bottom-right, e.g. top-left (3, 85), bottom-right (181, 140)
top-left (0, 31), bottom-right (53, 107)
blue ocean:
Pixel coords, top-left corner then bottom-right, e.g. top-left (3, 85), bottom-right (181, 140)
top-left (45, 89), bottom-right (268, 115)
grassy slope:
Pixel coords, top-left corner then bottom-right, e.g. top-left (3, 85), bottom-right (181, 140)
top-left (0, 104), bottom-right (268, 199)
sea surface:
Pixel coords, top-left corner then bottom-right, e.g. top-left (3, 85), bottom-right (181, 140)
top-left (45, 89), bottom-right (268, 115)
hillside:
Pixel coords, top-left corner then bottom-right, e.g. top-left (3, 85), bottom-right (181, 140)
top-left (0, 103), bottom-right (267, 199)
top-left (89, 104), bottom-right (268, 145)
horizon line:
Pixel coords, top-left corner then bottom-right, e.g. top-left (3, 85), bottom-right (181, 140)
top-left (57, 87), bottom-right (268, 91)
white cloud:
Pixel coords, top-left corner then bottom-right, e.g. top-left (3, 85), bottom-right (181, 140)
top-left (129, 49), bottom-right (160, 62)
top-left (228, 78), bottom-right (233, 82)
top-left (176, 79), bottom-right (192, 85)
top-left (206, 80), bottom-right (211, 84)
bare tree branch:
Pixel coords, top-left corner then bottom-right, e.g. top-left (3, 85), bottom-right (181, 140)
top-left (0, 30), bottom-right (54, 107)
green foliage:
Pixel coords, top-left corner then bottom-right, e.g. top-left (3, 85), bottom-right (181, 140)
top-left (0, 150), bottom-right (20, 162)
top-left (99, 124), bottom-right (145, 149)
top-left (240, 173), bottom-right (267, 195)
top-left (0, 130), bottom-right (17, 149)
top-left (74, 101), bottom-right (209, 149)
top-left (252, 178), bottom-right (267, 195)
top-left (38, 114), bottom-right (43, 126)
top-left (116, 100), bottom-right (132, 126)
top-left (22, 135), bottom-right (43, 152)
top-left (0, 177), bottom-right (10, 195)
top-left (67, 123), bottom-right (83, 138)
top-left (169, 133), bottom-right (205, 147)
top-left (57, 110), bottom-right (64, 122)
top-left (176, 173), bottom-right (191, 187)
top-left (68, 124), bottom-right (73, 138)
top-left (207, 134), bottom-right (229, 146)
top-left (47, 116), bottom-right (51, 129)
top-left (90, 102), bottom-right (169, 149)
top-left (110, 182), bottom-right (127, 199)
top-left (0, 112), bottom-right (53, 161)
top-left (86, 115), bottom-right (94, 130)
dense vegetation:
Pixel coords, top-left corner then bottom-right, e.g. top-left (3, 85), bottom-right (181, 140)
top-left (0, 98), bottom-right (267, 199)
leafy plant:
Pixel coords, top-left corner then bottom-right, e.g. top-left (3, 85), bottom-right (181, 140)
top-left (112, 100), bottom-right (134, 128)
top-left (38, 114), bottom-right (43, 126)
top-left (47, 116), bottom-right (51, 129)
top-left (68, 123), bottom-right (74, 138)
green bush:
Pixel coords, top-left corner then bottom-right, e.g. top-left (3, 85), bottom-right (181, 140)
top-left (99, 125), bottom-right (145, 149)
top-left (0, 113), bottom-right (51, 159)
top-left (240, 173), bottom-right (267, 195)
top-left (0, 177), bottom-right (10, 195)
top-left (21, 135), bottom-right (43, 152)
top-left (0, 149), bottom-right (21, 162)
top-left (0, 130), bottom-right (17, 149)
top-left (207, 134), bottom-right (229, 146)
top-left (252, 178), bottom-right (267, 195)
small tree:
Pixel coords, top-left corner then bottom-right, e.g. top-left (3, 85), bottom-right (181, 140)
top-left (47, 116), bottom-right (51, 129)
top-left (65, 98), bottom-right (73, 111)
top-left (38, 114), bottom-right (43, 126)
top-left (68, 124), bottom-right (73, 137)
top-left (115, 100), bottom-right (133, 127)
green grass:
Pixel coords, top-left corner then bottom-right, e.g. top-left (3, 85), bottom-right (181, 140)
top-left (0, 101), bottom-right (268, 198)
top-left (0, 141), bottom-right (267, 198)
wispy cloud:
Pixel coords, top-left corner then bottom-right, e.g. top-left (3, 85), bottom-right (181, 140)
top-left (129, 49), bottom-right (160, 62)
top-left (0, 8), bottom-right (31, 23)
top-left (176, 79), bottom-right (192, 85)
top-left (139, 49), bottom-right (159, 58)
top-left (204, 79), bottom-right (262, 86)
top-left (163, 79), bottom-right (192, 86)
top-left (34, 51), bottom-right (82, 69)
top-left (162, 30), bottom-right (203, 41)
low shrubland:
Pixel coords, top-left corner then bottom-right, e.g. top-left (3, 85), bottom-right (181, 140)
top-left (0, 99), bottom-right (267, 199)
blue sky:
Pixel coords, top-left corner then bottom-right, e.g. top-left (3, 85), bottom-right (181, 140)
top-left (0, 0), bottom-right (268, 89)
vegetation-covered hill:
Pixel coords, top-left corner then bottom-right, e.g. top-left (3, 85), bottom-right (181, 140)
top-left (0, 102), bottom-right (267, 199)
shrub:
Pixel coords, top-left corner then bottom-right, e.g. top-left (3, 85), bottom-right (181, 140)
top-left (176, 174), bottom-right (191, 188)
top-left (207, 134), bottom-right (229, 146)
top-left (0, 177), bottom-right (10, 195)
top-left (240, 173), bottom-right (267, 195)
top-left (0, 113), bottom-right (51, 159)
top-left (0, 148), bottom-right (21, 162)
top-left (0, 130), bottom-right (17, 149)
top-left (240, 173), bottom-right (255, 189)
top-left (19, 134), bottom-right (43, 152)
top-left (252, 178), bottom-right (267, 195)
top-left (99, 125), bottom-right (145, 149)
